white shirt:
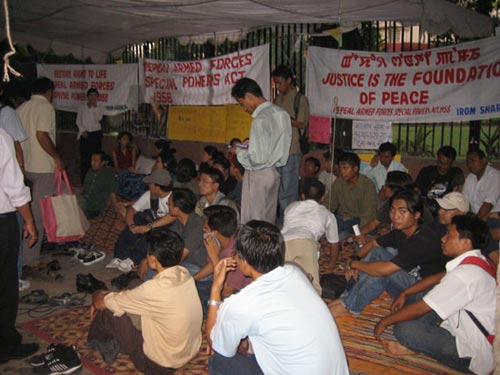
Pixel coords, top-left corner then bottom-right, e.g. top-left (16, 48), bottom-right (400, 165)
top-left (0, 106), bottom-right (27, 142)
top-left (282, 200), bottom-right (339, 244)
top-left (462, 165), bottom-right (500, 213)
top-left (236, 101), bottom-right (292, 170)
top-left (132, 191), bottom-right (170, 218)
top-left (211, 264), bottom-right (349, 375)
top-left (424, 250), bottom-right (496, 375)
top-left (361, 159), bottom-right (407, 192)
top-left (76, 104), bottom-right (104, 138)
top-left (0, 128), bottom-right (31, 213)
top-left (318, 170), bottom-right (336, 194)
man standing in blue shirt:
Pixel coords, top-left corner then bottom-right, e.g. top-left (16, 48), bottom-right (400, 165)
top-left (230, 78), bottom-right (291, 224)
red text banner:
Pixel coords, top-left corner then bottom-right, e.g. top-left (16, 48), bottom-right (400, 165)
top-left (306, 37), bottom-right (500, 123)
top-left (140, 44), bottom-right (270, 105)
top-left (36, 64), bottom-right (139, 113)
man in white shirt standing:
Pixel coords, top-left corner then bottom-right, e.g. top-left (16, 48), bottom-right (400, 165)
top-left (230, 78), bottom-right (291, 224)
top-left (362, 142), bottom-right (407, 194)
top-left (0, 128), bottom-right (39, 363)
top-left (462, 149), bottom-right (500, 244)
top-left (17, 77), bottom-right (63, 265)
top-left (76, 88), bottom-right (105, 182)
top-left (374, 214), bottom-right (496, 375)
top-left (282, 177), bottom-right (339, 294)
top-left (206, 220), bottom-right (349, 375)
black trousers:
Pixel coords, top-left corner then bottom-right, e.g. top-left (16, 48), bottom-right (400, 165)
top-left (0, 212), bottom-right (22, 353)
top-left (88, 310), bottom-right (174, 375)
top-left (80, 130), bottom-right (103, 182)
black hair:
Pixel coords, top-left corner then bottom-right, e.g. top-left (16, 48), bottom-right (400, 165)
top-left (385, 171), bottom-right (414, 194)
top-left (32, 77), bottom-right (55, 94)
top-left (231, 77), bottom-right (263, 99)
top-left (338, 152), bottom-right (360, 169)
top-left (305, 156), bottom-right (321, 172)
top-left (379, 142), bottom-right (397, 156)
top-left (271, 65), bottom-right (296, 86)
top-left (203, 145), bottom-right (218, 160)
top-left (390, 189), bottom-right (424, 215)
top-left (236, 220), bottom-right (284, 274)
top-left (176, 158), bottom-right (197, 183)
top-left (117, 131), bottom-right (133, 143)
top-left (213, 153), bottom-right (230, 171)
top-left (437, 146), bottom-right (457, 161)
top-left (201, 167), bottom-right (224, 186)
top-left (467, 148), bottom-right (486, 160)
top-left (87, 88), bottom-right (99, 96)
top-left (204, 205), bottom-right (238, 237)
top-left (303, 177), bottom-right (325, 202)
top-left (452, 213), bottom-right (490, 250)
top-left (91, 151), bottom-right (106, 161)
top-left (230, 138), bottom-right (242, 145)
top-left (171, 188), bottom-right (197, 214)
top-left (148, 229), bottom-right (184, 268)
top-left (231, 158), bottom-right (245, 176)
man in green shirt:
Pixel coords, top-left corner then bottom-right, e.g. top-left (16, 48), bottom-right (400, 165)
top-left (325, 152), bottom-right (378, 240)
top-left (81, 151), bottom-right (116, 218)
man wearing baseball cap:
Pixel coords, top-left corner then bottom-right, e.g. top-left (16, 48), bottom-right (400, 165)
top-left (108, 169), bottom-right (176, 272)
top-left (435, 192), bottom-right (498, 265)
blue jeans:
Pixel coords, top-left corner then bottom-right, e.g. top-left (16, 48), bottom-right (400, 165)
top-left (341, 247), bottom-right (419, 315)
top-left (394, 310), bottom-right (471, 373)
top-left (209, 352), bottom-right (264, 375)
top-left (278, 153), bottom-right (301, 223)
top-left (181, 262), bottom-right (213, 317)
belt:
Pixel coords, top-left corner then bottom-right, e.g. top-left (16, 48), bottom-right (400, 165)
top-left (0, 211), bottom-right (16, 219)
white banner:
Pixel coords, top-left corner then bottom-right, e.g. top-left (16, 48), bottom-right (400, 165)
top-left (36, 64), bottom-right (139, 113)
top-left (306, 37), bottom-right (500, 123)
top-left (140, 44), bottom-right (270, 105)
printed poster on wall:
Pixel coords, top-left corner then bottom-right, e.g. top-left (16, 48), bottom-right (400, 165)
top-left (36, 64), bottom-right (139, 113)
top-left (306, 36), bottom-right (500, 123)
top-left (352, 121), bottom-right (392, 149)
top-left (140, 44), bottom-right (270, 105)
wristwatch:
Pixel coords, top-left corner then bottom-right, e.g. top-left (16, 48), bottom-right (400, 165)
top-left (147, 223), bottom-right (153, 231)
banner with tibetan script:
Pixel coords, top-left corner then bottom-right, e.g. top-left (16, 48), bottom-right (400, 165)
top-left (140, 44), bottom-right (270, 105)
top-left (37, 64), bottom-right (139, 113)
top-left (306, 37), bottom-right (500, 123)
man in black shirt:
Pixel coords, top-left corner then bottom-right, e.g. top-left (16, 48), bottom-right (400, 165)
top-left (330, 190), bottom-right (443, 317)
top-left (415, 146), bottom-right (464, 199)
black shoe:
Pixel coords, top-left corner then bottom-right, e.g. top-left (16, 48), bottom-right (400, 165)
top-left (76, 273), bottom-right (107, 294)
top-left (33, 344), bottom-right (81, 374)
top-left (29, 343), bottom-right (63, 367)
top-left (1, 343), bottom-right (40, 362)
top-left (111, 271), bottom-right (140, 291)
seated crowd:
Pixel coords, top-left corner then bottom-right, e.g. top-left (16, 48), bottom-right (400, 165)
top-left (67, 77), bottom-right (500, 374)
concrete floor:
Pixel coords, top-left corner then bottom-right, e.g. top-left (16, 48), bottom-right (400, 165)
top-left (0, 250), bottom-right (122, 375)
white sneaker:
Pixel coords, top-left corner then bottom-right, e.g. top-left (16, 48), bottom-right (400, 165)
top-left (19, 279), bottom-right (31, 292)
top-left (117, 258), bottom-right (134, 273)
top-left (105, 258), bottom-right (122, 269)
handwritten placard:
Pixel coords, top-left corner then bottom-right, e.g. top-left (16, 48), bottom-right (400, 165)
top-left (352, 121), bottom-right (392, 150)
top-left (309, 115), bottom-right (331, 144)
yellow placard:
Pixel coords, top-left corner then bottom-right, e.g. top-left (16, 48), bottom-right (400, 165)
top-left (168, 105), bottom-right (252, 143)
top-left (225, 105), bottom-right (252, 141)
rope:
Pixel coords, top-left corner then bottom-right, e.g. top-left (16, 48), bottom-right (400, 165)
top-left (2, 0), bottom-right (22, 82)
top-left (327, 96), bottom-right (339, 209)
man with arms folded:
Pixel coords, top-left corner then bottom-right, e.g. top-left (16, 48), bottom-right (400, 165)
top-left (374, 214), bottom-right (496, 375)
top-left (206, 220), bottom-right (349, 375)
